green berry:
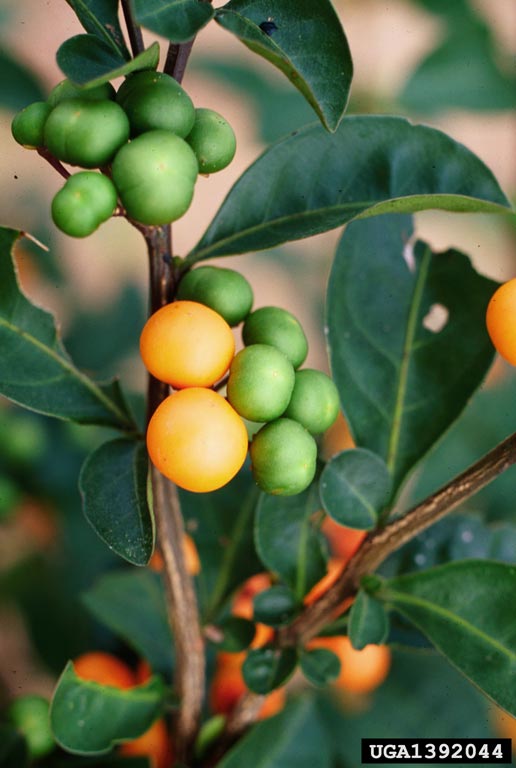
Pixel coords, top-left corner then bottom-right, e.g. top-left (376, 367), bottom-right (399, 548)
top-left (243, 306), bottom-right (308, 369)
top-left (227, 344), bottom-right (295, 422)
top-left (186, 108), bottom-right (237, 174)
top-left (177, 266), bottom-right (253, 326)
top-left (284, 369), bottom-right (340, 434)
top-left (51, 172), bottom-right (118, 238)
top-left (11, 101), bottom-right (52, 148)
top-left (250, 418), bottom-right (318, 496)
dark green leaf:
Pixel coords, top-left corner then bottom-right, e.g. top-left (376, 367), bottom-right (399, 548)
top-left (215, 0), bottom-right (352, 131)
top-left (65, 0), bottom-right (129, 59)
top-left (242, 647), bottom-right (298, 694)
top-left (0, 723), bottom-right (29, 768)
top-left (253, 585), bottom-right (301, 627)
top-left (218, 697), bottom-right (332, 768)
top-left (379, 560), bottom-right (516, 716)
top-left (186, 117), bottom-right (511, 262)
top-left (320, 449), bottom-right (392, 530)
top-left (82, 570), bottom-right (174, 674)
top-left (328, 215), bottom-right (498, 493)
top-left (57, 36), bottom-right (159, 87)
top-left (0, 49), bottom-right (46, 111)
top-left (79, 438), bottom-right (152, 566)
top-left (210, 616), bottom-right (256, 652)
top-left (300, 648), bottom-right (341, 687)
top-left (255, 484), bottom-right (327, 601)
top-left (0, 228), bottom-right (135, 430)
top-left (133, 0), bottom-right (215, 43)
top-left (50, 662), bottom-right (166, 754)
top-left (348, 589), bottom-right (389, 649)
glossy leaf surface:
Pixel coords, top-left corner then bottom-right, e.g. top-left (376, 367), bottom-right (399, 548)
top-left (65, 0), bottom-right (129, 59)
top-left (133, 0), bottom-right (215, 42)
top-left (299, 648), bottom-right (341, 687)
top-left (242, 647), bottom-right (298, 694)
top-left (348, 589), bottom-right (390, 649)
top-left (57, 37), bottom-right (159, 87)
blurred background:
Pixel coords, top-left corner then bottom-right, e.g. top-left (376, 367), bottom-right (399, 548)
top-left (0, 0), bottom-right (516, 758)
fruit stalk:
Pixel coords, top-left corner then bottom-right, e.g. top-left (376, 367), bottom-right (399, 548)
top-left (121, 0), bottom-right (144, 57)
top-left (145, 226), bottom-right (205, 760)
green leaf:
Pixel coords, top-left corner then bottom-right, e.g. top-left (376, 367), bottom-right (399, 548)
top-left (253, 585), bottom-right (301, 628)
top-left (50, 662), bottom-right (166, 755)
top-left (79, 438), bottom-right (152, 566)
top-left (81, 571), bottom-right (174, 674)
top-left (348, 589), bottom-right (389, 650)
top-left (57, 36), bottom-right (159, 87)
top-left (65, 0), bottom-right (129, 59)
top-left (0, 723), bottom-right (29, 768)
top-left (242, 647), bottom-right (298, 694)
top-left (0, 228), bottom-right (135, 430)
top-left (320, 449), bottom-right (392, 530)
top-left (327, 215), bottom-right (498, 494)
top-left (299, 648), bottom-right (341, 687)
top-left (186, 116), bottom-right (512, 263)
top-left (218, 697), bottom-right (333, 768)
top-left (379, 560), bottom-right (516, 716)
top-left (133, 0), bottom-right (215, 43)
top-left (0, 49), bottom-right (46, 111)
top-left (215, 0), bottom-right (352, 131)
top-left (210, 616), bottom-right (256, 652)
top-left (255, 484), bottom-right (327, 602)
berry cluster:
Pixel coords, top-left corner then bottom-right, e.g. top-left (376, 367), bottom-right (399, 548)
top-left (140, 266), bottom-right (340, 496)
top-left (11, 72), bottom-right (236, 237)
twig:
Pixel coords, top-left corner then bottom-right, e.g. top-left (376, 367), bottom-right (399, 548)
top-left (121, 0), bottom-right (144, 57)
top-left (164, 40), bottom-right (196, 84)
top-left (36, 148), bottom-right (70, 179)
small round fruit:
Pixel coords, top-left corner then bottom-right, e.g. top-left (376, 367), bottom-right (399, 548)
top-left (73, 651), bottom-right (136, 688)
top-left (47, 79), bottom-right (115, 107)
top-left (227, 344), bottom-right (295, 422)
top-left (177, 266), bottom-right (253, 326)
top-left (284, 369), bottom-right (340, 434)
top-left (120, 718), bottom-right (173, 768)
top-left (44, 98), bottom-right (129, 167)
top-left (250, 418), bottom-right (317, 496)
top-left (116, 70), bottom-right (195, 138)
top-left (308, 635), bottom-right (391, 694)
top-left (146, 388), bottom-right (248, 493)
top-left (112, 130), bottom-right (198, 225)
top-left (486, 279), bottom-right (516, 365)
top-left (8, 695), bottom-right (55, 759)
top-left (140, 300), bottom-right (235, 388)
top-left (51, 172), bottom-right (118, 238)
top-left (11, 101), bottom-right (52, 148)
top-left (243, 307), bottom-right (308, 369)
top-left (186, 108), bottom-right (236, 174)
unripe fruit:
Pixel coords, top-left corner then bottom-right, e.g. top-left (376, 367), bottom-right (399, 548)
top-left (112, 130), bottom-right (198, 225)
top-left (8, 695), bottom-right (55, 759)
top-left (284, 369), bottom-right (340, 434)
top-left (243, 307), bottom-right (308, 369)
top-left (44, 98), bottom-right (130, 167)
top-left (47, 79), bottom-right (116, 107)
top-left (116, 70), bottom-right (195, 138)
top-left (177, 266), bottom-right (253, 326)
top-left (186, 108), bottom-right (237, 174)
top-left (486, 279), bottom-right (516, 365)
top-left (250, 418), bottom-right (317, 496)
top-left (51, 172), bottom-right (118, 238)
top-left (11, 101), bottom-right (52, 148)
top-left (147, 389), bottom-right (248, 493)
top-left (227, 344), bottom-right (295, 422)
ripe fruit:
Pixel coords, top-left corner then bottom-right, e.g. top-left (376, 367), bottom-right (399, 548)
top-left (250, 418), bottom-right (317, 495)
top-left (186, 108), bottom-right (237, 173)
top-left (177, 266), bottom-right (253, 327)
top-left (227, 344), bottom-right (295, 422)
top-left (146, 388), bottom-right (248, 493)
top-left (116, 70), bottom-right (195, 138)
top-left (44, 98), bottom-right (130, 167)
top-left (47, 79), bottom-right (116, 107)
top-left (8, 695), bottom-right (55, 759)
top-left (309, 635), bottom-right (391, 694)
top-left (51, 171), bottom-right (118, 238)
top-left (119, 718), bottom-right (173, 768)
top-left (210, 653), bottom-right (285, 719)
top-left (486, 279), bottom-right (516, 365)
top-left (243, 307), bottom-right (308, 369)
top-left (140, 300), bottom-right (234, 388)
top-left (11, 101), bottom-right (52, 148)
top-left (73, 651), bottom-right (136, 689)
top-left (112, 130), bottom-right (198, 225)
top-left (284, 369), bottom-right (340, 434)
top-left (322, 517), bottom-right (367, 562)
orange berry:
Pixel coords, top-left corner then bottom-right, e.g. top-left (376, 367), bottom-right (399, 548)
top-left (321, 411), bottom-right (355, 460)
top-left (486, 279), bottom-right (516, 365)
top-left (321, 517), bottom-right (367, 562)
top-left (148, 534), bottom-right (201, 575)
top-left (147, 388), bottom-right (248, 493)
top-left (120, 718), bottom-right (173, 768)
top-left (232, 573), bottom-right (272, 620)
top-left (134, 659), bottom-right (152, 685)
top-left (140, 300), bottom-right (235, 388)
top-left (73, 652), bottom-right (136, 689)
top-left (490, 706), bottom-right (516, 752)
top-left (304, 558), bottom-right (346, 606)
top-left (309, 635), bottom-right (390, 694)
top-left (210, 652), bottom-right (285, 719)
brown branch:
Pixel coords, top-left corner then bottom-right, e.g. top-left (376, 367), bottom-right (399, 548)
top-left (121, 0), bottom-right (144, 57)
top-left (36, 148), bottom-right (70, 179)
top-left (164, 39), bottom-right (196, 84)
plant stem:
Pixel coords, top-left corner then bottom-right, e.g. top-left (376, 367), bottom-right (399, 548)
top-left (121, 0), bottom-right (144, 57)
top-left (36, 148), bottom-right (70, 179)
top-left (144, 226), bottom-right (205, 761)
top-left (164, 40), bottom-right (196, 84)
